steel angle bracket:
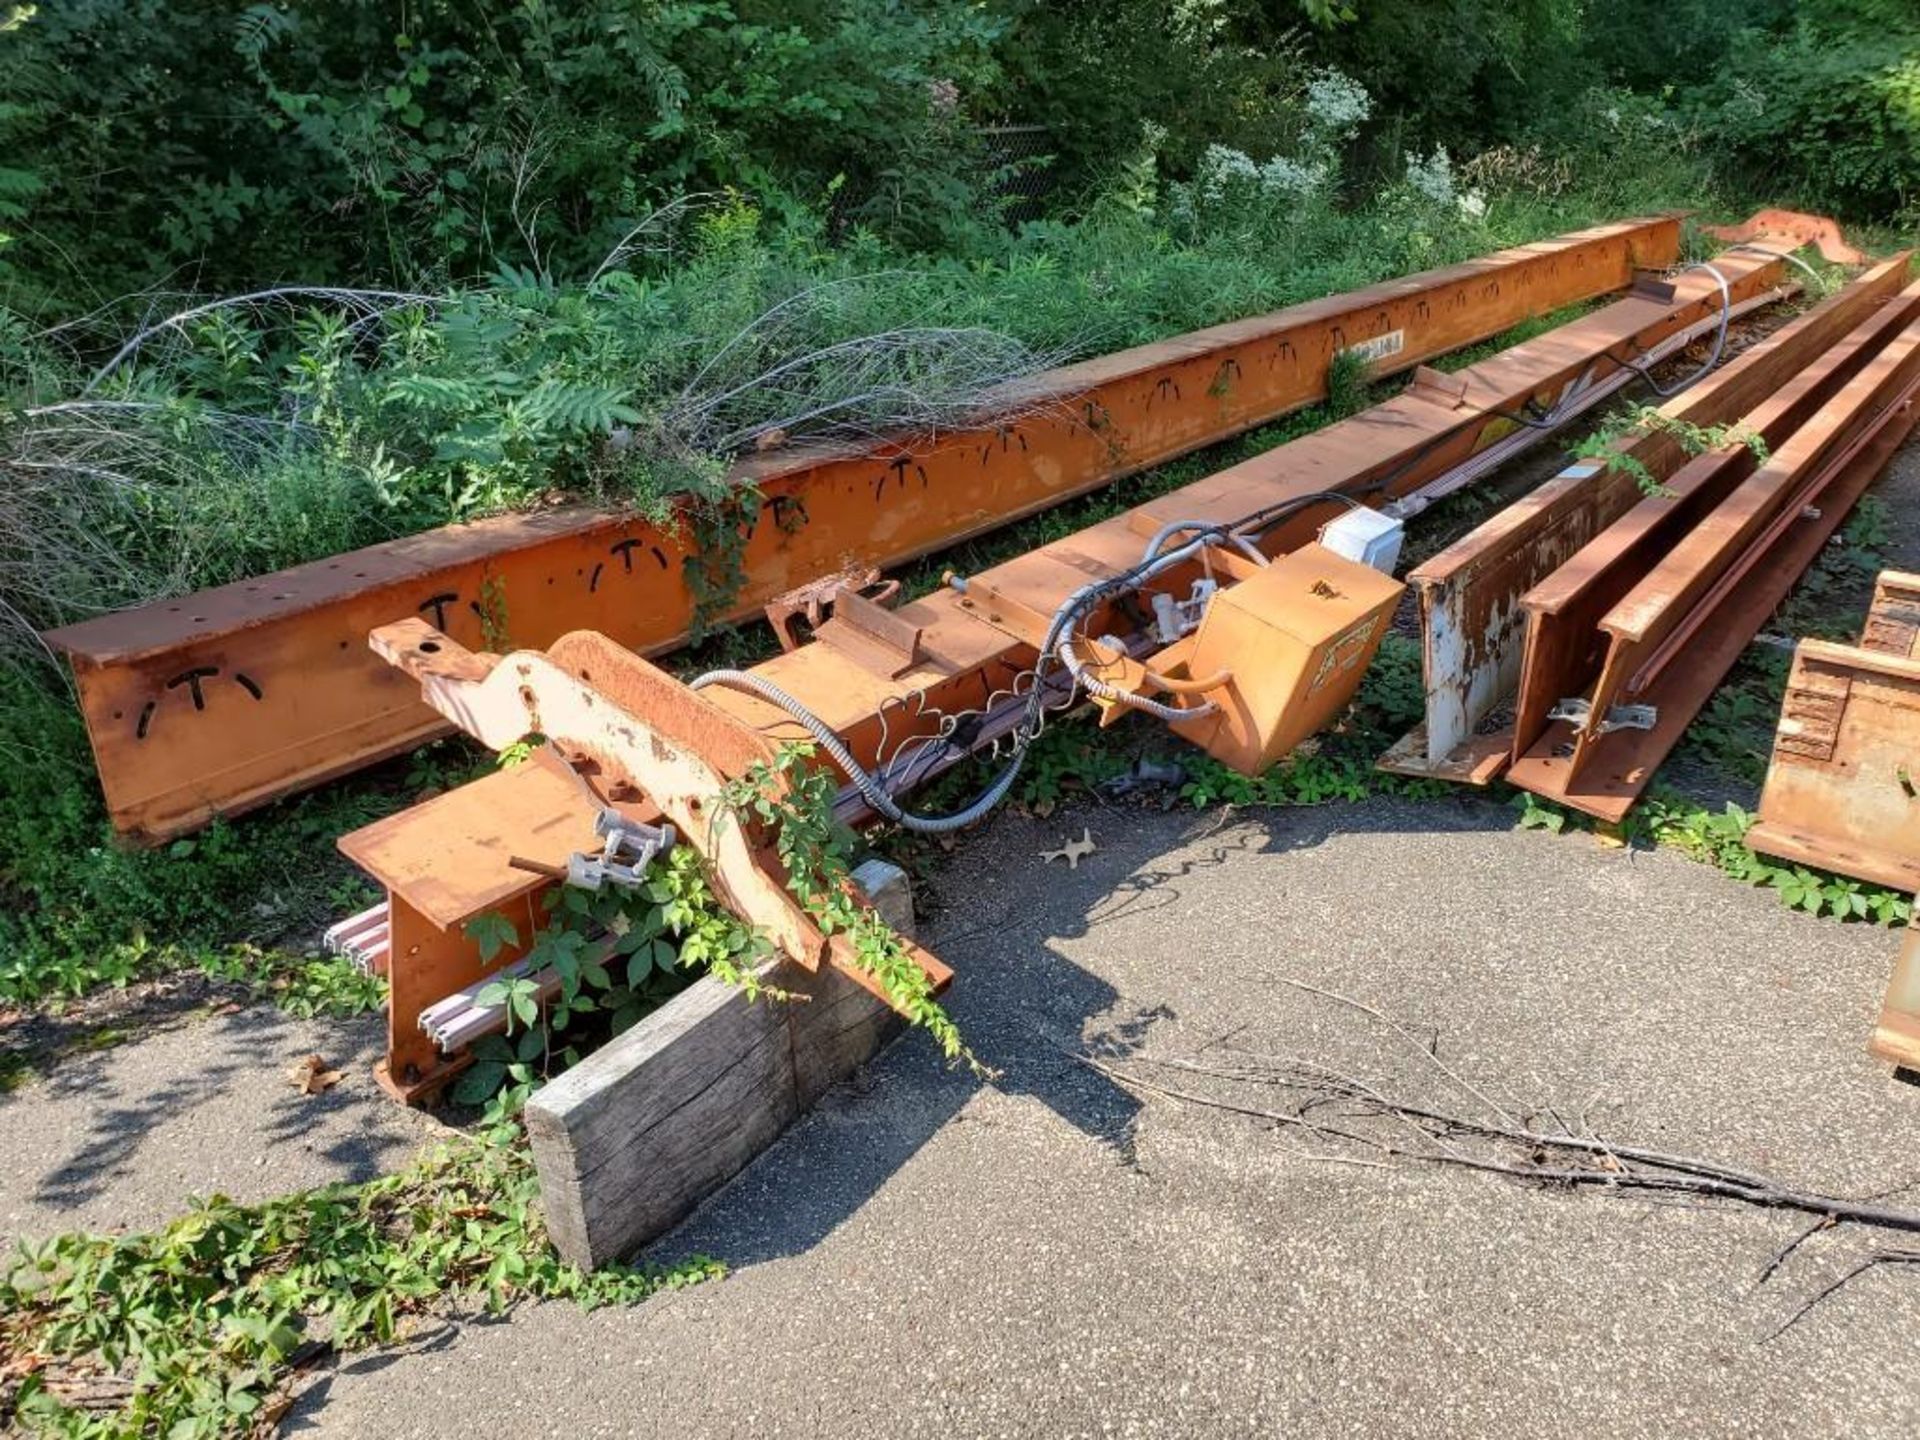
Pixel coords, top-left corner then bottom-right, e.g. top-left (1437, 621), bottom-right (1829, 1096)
top-left (367, 618), bottom-right (952, 1013)
top-left (1545, 698), bottom-right (1656, 736)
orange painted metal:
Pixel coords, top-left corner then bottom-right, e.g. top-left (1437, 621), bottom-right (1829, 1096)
top-left (691, 252), bottom-right (1789, 793)
top-left (364, 619), bottom-right (952, 1015)
top-left (1871, 925), bottom-right (1920, 1071)
top-left (1167, 547), bottom-right (1403, 771)
top-left (763, 565), bottom-right (899, 651)
top-left (41, 217), bottom-right (1689, 843)
top-left (336, 749), bottom-right (601, 1101)
top-left (1378, 256), bottom-right (1911, 785)
top-left (1506, 313), bottom-right (1920, 821)
top-left (1702, 209), bottom-right (1865, 266)
top-left (1506, 271), bottom-right (1920, 772)
top-left (1744, 573), bottom-right (1920, 892)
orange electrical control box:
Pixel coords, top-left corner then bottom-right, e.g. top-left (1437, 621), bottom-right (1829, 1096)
top-left (1169, 542), bottom-right (1403, 774)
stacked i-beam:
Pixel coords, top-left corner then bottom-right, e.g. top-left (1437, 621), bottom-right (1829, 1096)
top-left (1380, 252), bottom-right (1920, 819)
top-left (313, 231), bottom-right (1789, 1101)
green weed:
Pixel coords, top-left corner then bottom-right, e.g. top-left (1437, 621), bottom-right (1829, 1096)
top-left (0, 1131), bottom-right (722, 1438)
top-left (1509, 791), bottom-right (1914, 928)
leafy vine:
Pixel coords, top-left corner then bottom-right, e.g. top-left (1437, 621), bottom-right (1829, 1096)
top-left (682, 488), bottom-right (762, 642)
top-left (1570, 404), bottom-right (1771, 498)
top-left (457, 844), bottom-right (774, 1109)
top-left (720, 745), bottom-right (991, 1077)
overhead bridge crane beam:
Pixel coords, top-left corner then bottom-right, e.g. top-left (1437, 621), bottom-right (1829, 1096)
top-left (336, 244), bottom-right (1790, 1099)
top-left (46, 217), bottom-right (1689, 842)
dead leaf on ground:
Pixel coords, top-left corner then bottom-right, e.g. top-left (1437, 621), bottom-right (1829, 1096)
top-left (1042, 828), bottom-right (1097, 870)
top-left (289, 1053), bottom-right (344, 1095)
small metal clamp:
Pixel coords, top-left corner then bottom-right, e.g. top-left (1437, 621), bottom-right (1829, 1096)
top-left (566, 810), bottom-right (676, 892)
top-left (1150, 579), bottom-right (1218, 645)
top-left (1548, 698), bottom-right (1658, 736)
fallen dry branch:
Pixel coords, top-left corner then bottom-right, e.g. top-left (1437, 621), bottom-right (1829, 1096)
top-left (1077, 976), bottom-right (1920, 1334)
top-left (1086, 1051), bottom-right (1920, 1236)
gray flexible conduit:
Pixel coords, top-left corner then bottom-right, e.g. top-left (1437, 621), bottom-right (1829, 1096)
top-left (690, 668), bottom-right (1024, 833)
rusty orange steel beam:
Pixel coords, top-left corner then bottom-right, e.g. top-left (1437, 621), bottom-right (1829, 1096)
top-left (1506, 274), bottom-right (1920, 774)
top-left (679, 252), bottom-right (1788, 791)
top-left (1744, 571), bottom-right (1920, 892)
top-left (41, 216), bottom-right (1688, 843)
top-left (1379, 255), bottom-right (1911, 785)
top-left (1506, 306), bottom-right (1920, 821)
top-left (352, 622), bottom-right (955, 1101)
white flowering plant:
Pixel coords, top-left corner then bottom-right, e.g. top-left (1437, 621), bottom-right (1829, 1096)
top-left (1400, 145), bottom-right (1491, 228)
top-left (1165, 67), bottom-right (1370, 239)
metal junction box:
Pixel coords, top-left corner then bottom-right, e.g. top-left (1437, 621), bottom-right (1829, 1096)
top-left (1171, 543), bottom-right (1404, 774)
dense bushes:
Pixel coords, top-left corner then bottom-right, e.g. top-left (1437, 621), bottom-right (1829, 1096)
top-left (0, 0), bottom-right (1010, 310)
top-left (3, 1), bottom-right (1914, 317)
top-left (1689, 4), bottom-right (1920, 221)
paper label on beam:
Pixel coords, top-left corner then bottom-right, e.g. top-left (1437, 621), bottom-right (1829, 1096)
top-left (1343, 330), bottom-right (1406, 366)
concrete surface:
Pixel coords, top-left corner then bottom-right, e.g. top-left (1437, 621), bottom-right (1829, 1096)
top-left (0, 1007), bottom-right (439, 1240)
top-left (279, 795), bottom-right (1920, 1439)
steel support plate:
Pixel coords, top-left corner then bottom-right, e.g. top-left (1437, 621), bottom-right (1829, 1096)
top-left (1871, 925), bottom-right (1920, 1071)
top-left (1746, 579), bottom-right (1920, 891)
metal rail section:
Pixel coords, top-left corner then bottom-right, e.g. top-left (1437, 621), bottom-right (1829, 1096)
top-left (1379, 256), bottom-right (1912, 783)
top-left (1505, 303), bottom-right (1920, 821)
top-left (43, 216), bottom-right (1687, 843)
top-left (684, 252), bottom-right (1788, 808)
top-left (1745, 572), bottom-right (1920, 892)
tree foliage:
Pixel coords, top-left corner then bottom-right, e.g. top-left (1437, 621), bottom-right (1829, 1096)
top-left (3, 0), bottom-right (1914, 316)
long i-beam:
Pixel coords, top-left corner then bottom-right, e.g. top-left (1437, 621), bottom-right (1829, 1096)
top-left (46, 216), bottom-right (1686, 842)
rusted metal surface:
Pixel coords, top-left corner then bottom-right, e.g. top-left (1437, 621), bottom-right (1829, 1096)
top-left (41, 217), bottom-right (1691, 843)
top-left (1507, 272), bottom-right (1920, 769)
top-left (763, 565), bottom-right (898, 651)
top-left (1506, 313), bottom-right (1920, 821)
top-left (1702, 209), bottom-right (1865, 266)
top-left (1743, 641), bottom-right (1920, 892)
top-left (1380, 257), bottom-right (1912, 782)
top-left (1858, 570), bottom-right (1920, 659)
top-left (366, 619), bottom-right (952, 1017)
top-left (1744, 572), bottom-right (1920, 892)
top-left (1870, 925), bottom-right (1920, 1071)
top-left (689, 253), bottom-right (1789, 802)
top-left (336, 749), bottom-right (602, 1101)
